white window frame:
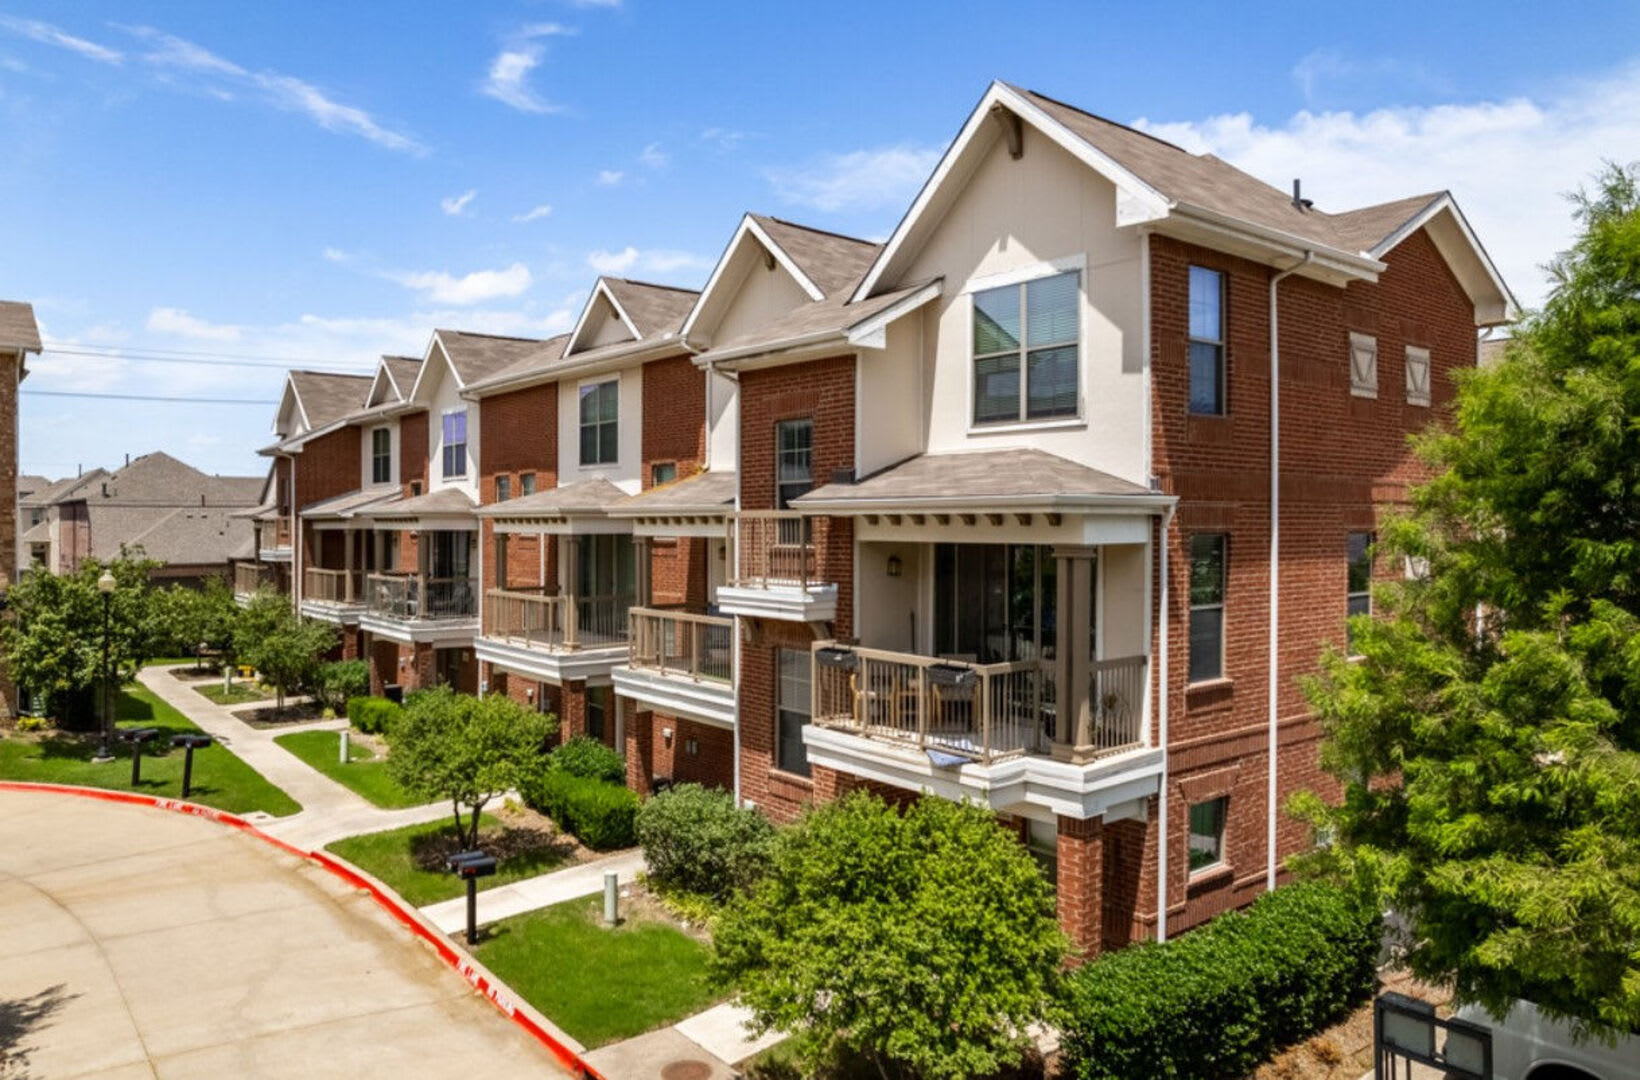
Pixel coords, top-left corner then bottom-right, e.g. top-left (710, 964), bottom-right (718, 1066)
top-left (964, 254), bottom-right (1087, 433)
top-left (1349, 332), bottom-right (1378, 399)
top-left (441, 410), bottom-right (468, 479)
top-left (578, 378), bottom-right (620, 467)
top-left (1188, 265), bottom-right (1227, 416)
top-left (1405, 345), bottom-right (1431, 407)
top-left (1347, 531), bottom-right (1373, 657)
top-left (370, 426), bottom-right (392, 485)
top-left (1188, 532), bottom-right (1227, 685)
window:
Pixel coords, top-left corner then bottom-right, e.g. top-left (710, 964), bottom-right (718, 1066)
top-left (1405, 345), bottom-right (1431, 407)
top-left (776, 419), bottom-right (813, 509)
top-left (579, 380), bottom-right (619, 466)
top-left (520, 472), bottom-right (536, 496)
top-left (495, 475), bottom-right (511, 502)
top-left (1349, 332), bottom-right (1378, 398)
top-left (972, 270), bottom-right (1080, 424)
top-left (1347, 531), bottom-right (1373, 655)
top-left (441, 411), bottom-right (468, 478)
top-left (651, 462), bottom-right (677, 487)
top-left (371, 427), bottom-right (392, 485)
top-left (586, 686), bottom-right (609, 742)
top-left (1188, 266), bottom-right (1226, 415)
top-left (1189, 533), bottom-right (1227, 684)
top-left (1188, 797), bottom-right (1227, 872)
top-left (777, 647), bottom-right (811, 776)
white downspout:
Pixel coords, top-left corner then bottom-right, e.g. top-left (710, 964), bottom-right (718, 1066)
top-left (1267, 251), bottom-right (1313, 892)
top-left (281, 452), bottom-right (300, 615)
top-left (1155, 501), bottom-right (1176, 942)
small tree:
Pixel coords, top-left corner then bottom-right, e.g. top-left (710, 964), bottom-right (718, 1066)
top-left (713, 792), bottom-right (1067, 1080)
top-left (388, 686), bottom-right (557, 848)
top-left (244, 613), bottom-right (336, 712)
top-left (314, 659), bottom-right (369, 715)
top-left (146, 578), bottom-right (237, 666)
top-left (230, 590), bottom-right (288, 674)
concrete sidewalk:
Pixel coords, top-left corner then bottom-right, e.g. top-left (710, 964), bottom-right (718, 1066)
top-left (420, 848), bottom-right (648, 933)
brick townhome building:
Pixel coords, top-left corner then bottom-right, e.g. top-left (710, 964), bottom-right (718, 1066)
top-left (0, 301), bottom-right (42, 719)
top-left (247, 82), bottom-right (1514, 954)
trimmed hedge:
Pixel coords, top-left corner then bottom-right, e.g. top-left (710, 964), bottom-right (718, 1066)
top-left (526, 771), bottom-right (639, 850)
top-left (346, 696), bottom-right (402, 735)
top-left (636, 783), bottom-right (774, 903)
top-left (548, 734), bottom-right (626, 785)
top-left (1061, 882), bottom-right (1379, 1080)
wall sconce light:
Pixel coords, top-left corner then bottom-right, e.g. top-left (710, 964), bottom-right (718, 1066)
top-left (886, 554), bottom-right (903, 578)
top-left (526, 687), bottom-right (535, 702)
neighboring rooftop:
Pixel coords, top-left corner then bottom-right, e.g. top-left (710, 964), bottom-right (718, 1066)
top-left (0, 300), bottom-right (42, 354)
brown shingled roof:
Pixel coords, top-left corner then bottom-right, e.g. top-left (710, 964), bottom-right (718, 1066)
top-left (750, 216), bottom-right (881, 297)
top-left (435, 330), bottom-right (551, 386)
top-left (603, 278), bottom-right (699, 338)
top-left (796, 448), bottom-right (1154, 508)
top-left (290, 370), bottom-right (371, 430)
top-left (0, 300), bottom-right (42, 353)
top-left (382, 356), bottom-right (423, 400)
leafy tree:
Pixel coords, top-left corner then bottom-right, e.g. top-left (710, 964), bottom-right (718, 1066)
top-left (243, 612), bottom-right (336, 712)
top-left (313, 659), bottom-right (369, 715)
top-left (1, 555), bottom-right (157, 726)
top-left (1297, 166), bottom-right (1640, 1036)
top-left (230, 590), bottom-right (288, 672)
top-left (712, 792), bottom-right (1067, 1080)
top-left (146, 579), bottom-right (238, 665)
top-left (387, 686), bottom-right (557, 848)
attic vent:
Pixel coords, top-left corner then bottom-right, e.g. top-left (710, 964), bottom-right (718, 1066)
top-left (1292, 179), bottom-right (1314, 212)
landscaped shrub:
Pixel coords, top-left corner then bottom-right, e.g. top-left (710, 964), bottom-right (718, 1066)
top-left (547, 734), bottom-right (626, 784)
top-left (1060, 882), bottom-right (1379, 1080)
top-left (525, 770), bottom-right (639, 850)
top-left (637, 783), bottom-right (774, 903)
top-left (346, 695), bottom-right (402, 735)
top-left (314, 660), bottom-right (369, 714)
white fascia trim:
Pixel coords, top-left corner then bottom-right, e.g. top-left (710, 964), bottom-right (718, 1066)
top-left (698, 329), bottom-right (844, 368)
top-left (845, 280), bottom-right (943, 349)
top-left (793, 492), bottom-right (1177, 514)
top-left (274, 376), bottom-right (309, 437)
top-left (463, 337), bottom-right (688, 400)
top-left (680, 215), bottom-right (827, 343)
top-left (851, 81), bottom-right (1171, 303)
top-left (408, 335), bottom-right (458, 401)
top-left (566, 279), bottom-right (642, 357)
top-left (961, 254), bottom-right (1086, 296)
top-left (610, 666), bottom-right (737, 730)
top-left (1169, 203), bottom-right (1383, 279)
top-left (1370, 193), bottom-right (1521, 322)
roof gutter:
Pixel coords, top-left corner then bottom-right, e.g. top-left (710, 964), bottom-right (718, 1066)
top-left (461, 337), bottom-right (693, 400)
top-left (792, 492), bottom-right (1178, 514)
top-left (1170, 203), bottom-right (1383, 279)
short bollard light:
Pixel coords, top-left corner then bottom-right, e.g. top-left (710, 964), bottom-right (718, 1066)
top-left (170, 733), bottom-right (213, 797)
top-left (604, 870), bottom-right (619, 926)
top-left (118, 727), bottom-right (160, 786)
top-left (445, 850), bottom-right (497, 946)
top-left (339, 729), bottom-right (350, 764)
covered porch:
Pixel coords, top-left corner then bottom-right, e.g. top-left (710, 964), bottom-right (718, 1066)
top-left (298, 488), bottom-right (403, 622)
top-left (360, 489), bottom-right (480, 640)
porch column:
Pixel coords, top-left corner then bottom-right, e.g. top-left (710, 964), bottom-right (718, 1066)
top-left (1053, 545), bottom-right (1098, 761)
top-left (634, 537), bottom-right (652, 608)
top-left (1057, 814), bottom-right (1105, 961)
top-left (343, 528), bottom-right (355, 601)
top-left (563, 535), bottom-right (580, 648)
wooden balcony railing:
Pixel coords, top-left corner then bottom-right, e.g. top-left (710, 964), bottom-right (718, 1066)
top-left (628, 607), bottom-right (733, 684)
top-left (811, 644), bottom-right (1147, 764)
top-left (304, 567), bottom-right (362, 604)
top-left (234, 562), bottom-right (275, 597)
top-left (268, 516), bottom-right (293, 549)
top-left (366, 573), bottom-right (477, 620)
top-left (482, 590), bottom-right (630, 651)
top-left (732, 511), bottom-right (830, 589)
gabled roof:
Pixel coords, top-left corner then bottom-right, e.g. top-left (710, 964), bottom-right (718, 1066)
top-left (459, 333), bottom-right (572, 396)
top-left (477, 477), bottom-right (629, 518)
top-left (795, 448), bottom-right (1163, 512)
top-left (851, 81), bottom-right (1515, 323)
top-left (702, 278), bottom-right (940, 364)
top-left (299, 487), bottom-right (403, 520)
top-left (603, 278), bottom-right (699, 338)
top-left (285, 370), bottom-right (372, 433)
top-left (96, 505), bottom-right (253, 566)
top-left (367, 355), bottom-right (423, 407)
top-left (607, 470), bottom-right (736, 517)
top-left (419, 330), bottom-right (548, 395)
top-left (0, 300), bottom-right (42, 354)
top-left (368, 487), bottom-right (476, 519)
top-left (22, 470), bottom-right (105, 507)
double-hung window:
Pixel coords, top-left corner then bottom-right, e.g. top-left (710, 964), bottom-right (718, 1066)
top-left (495, 475), bottom-right (511, 502)
top-left (776, 647), bottom-right (811, 776)
top-left (441, 411), bottom-right (467, 478)
top-left (1188, 797), bottom-right (1228, 872)
top-left (370, 427), bottom-right (392, 485)
top-left (1189, 533), bottom-right (1227, 684)
top-left (776, 420), bottom-right (813, 509)
top-left (972, 270), bottom-right (1080, 424)
top-left (1347, 532), bottom-right (1373, 655)
top-left (1189, 266), bottom-right (1226, 415)
top-left (579, 380), bottom-right (619, 466)
top-left (520, 472), bottom-right (536, 496)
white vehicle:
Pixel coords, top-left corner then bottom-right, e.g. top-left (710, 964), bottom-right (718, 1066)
top-left (1455, 1001), bottom-right (1640, 1080)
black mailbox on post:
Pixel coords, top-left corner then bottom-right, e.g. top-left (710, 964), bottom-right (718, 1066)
top-left (169, 733), bottom-right (213, 797)
top-left (118, 727), bottom-right (161, 786)
top-left (446, 849), bottom-right (497, 946)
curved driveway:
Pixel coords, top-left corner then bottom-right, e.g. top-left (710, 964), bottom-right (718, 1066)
top-left (0, 789), bottom-right (570, 1079)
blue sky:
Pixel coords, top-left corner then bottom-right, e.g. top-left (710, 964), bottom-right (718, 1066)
top-left (2, 1), bottom-right (1637, 480)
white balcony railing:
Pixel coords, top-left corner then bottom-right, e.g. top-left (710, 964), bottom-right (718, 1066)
top-left (366, 573), bottom-right (477, 620)
top-left (482, 589), bottom-right (630, 651)
top-left (732, 511), bottom-right (831, 589)
top-left (304, 567), bottom-right (362, 604)
top-left (628, 607), bottom-right (733, 684)
top-left (234, 562), bottom-right (275, 597)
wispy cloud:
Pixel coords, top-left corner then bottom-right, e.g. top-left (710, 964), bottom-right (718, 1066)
top-left (1290, 47), bottom-right (1453, 105)
top-left (480, 24), bottom-right (572, 114)
top-left (700, 126), bottom-right (751, 152)
top-left (1136, 59), bottom-right (1640, 308)
top-left (441, 189), bottom-right (478, 216)
top-left (118, 25), bottom-right (425, 154)
top-left (639, 142), bottom-right (668, 169)
top-left (322, 247), bottom-right (351, 263)
top-left (0, 16), bottom-right (121, 65)
top-left (513, 204), bottom-right (554, 223)
top-left (586, 247), bottom-right (708, 276)
top-left (596, 169), bottom-right (625, 186)
top-left (766, 145), bottom-right (941, 213)
top-left (146, 307), bottom-right (241, 342)
top-left (386, 263), bottom-right (533, 305)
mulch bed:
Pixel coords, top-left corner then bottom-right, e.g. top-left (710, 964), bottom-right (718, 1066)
top-left (166, 665), bottom-right (219, 682)
top-left (411, 803), bottom-right (585, 873)
top-left (1252, 968), bottom-right (1450, 1080)
top-left (235, 702), bottom-right (327, 728)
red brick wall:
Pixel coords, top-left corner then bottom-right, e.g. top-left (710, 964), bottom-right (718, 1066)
top-left (1148, 227), bottom-right (1475, 934)
top-left (649, 538), bottom-right (704, 608)
top-left (399, 411), bottom-right (428, 497)
top-left (478, 383), bottom-right (557, 595)
top-left (641, 353), bottom-right (706, 486)
top-left (1058, 815), bottom-right (1104, 960)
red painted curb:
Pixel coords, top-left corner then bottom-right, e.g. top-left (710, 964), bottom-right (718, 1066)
top-left (0, 781), bottom-right (604, 1080)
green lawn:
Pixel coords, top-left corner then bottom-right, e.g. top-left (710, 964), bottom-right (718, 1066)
top-left (0, 686), bottom-right (301, 817)
top-left (194, 682), bottom-right (272, 706)
top-left (274, 730), bottom-right (421, 808)
top-left (474, 895), bottom-right (721, 1048)
top-left (324, 814), bottom-right (576, 906)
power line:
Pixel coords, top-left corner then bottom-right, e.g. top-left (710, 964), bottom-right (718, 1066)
top-left (40, 346), bottom-right (368, 376)
top-left (42, 338), bottom-right (370, 365)
top-left (22, 390), bottom-right (276, 405)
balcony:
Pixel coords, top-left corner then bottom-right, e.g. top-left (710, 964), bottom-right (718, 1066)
top-left (258, 516), bottom-right (293, 561)
top-left (301, 567), bottom-right (365, 622)
top-left (234, 562), bottom-right (277, 600)
top-left (715, 512), bottom-right (839, 622)
top-left (803, 643), bottom-right (1161, 819)
top-left (476, 589), bottom-right (631, 684)
top-left (614, 607), bottom-right (736, 727)
top-left (360, 572), bottom-right (479, 643)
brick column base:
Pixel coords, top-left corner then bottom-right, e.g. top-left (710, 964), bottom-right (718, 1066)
top-left (625, 708), bottom-right (655, 794)
top-left (1057, 814), bottom-right (1105, 962)
top-left (560, 680), bottom-right (587, 740)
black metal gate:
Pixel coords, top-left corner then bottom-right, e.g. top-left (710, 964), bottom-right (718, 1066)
top-left (1375, 991), bottom-right (1493, 1079)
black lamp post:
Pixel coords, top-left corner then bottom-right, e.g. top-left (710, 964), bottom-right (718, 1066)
top-left (93, 570), bottom-right (116, 763)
